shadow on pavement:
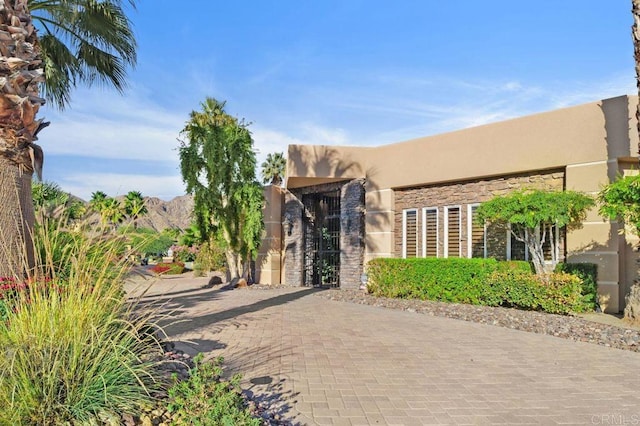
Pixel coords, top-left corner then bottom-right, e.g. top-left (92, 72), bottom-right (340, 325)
top-left (174, 287), bottom-right (323, 329)
top-left (244, 376), bottom-right (304, 425)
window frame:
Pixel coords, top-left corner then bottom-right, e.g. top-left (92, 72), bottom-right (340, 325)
top-left (422, 207), bottom-right (439, 258)
top-left (444, 205), bottom-right (462, 258)
top-left (467, 204), bottom-right (487, 259)
top-left (402, 208), bottom-right (419, 258)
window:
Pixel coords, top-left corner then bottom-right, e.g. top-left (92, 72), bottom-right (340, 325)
top-left (444, 206), bottom-right (461, 258)
top-left (467, 204), bottom-right (485, 258)
top-left (507, 224), bottom-right (560, 262)
top-left (402, 209), bottom-right (418, 258)
top-left (508, 224), bottom-right (528, 261)
top-left (422, 208), bottom-right (438, 257)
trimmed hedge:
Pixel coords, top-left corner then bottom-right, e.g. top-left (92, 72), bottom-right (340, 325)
top-left (366, 257), bottom-right (586, 315)
top-left (483, 270), bottom-right (584, 314)
top-left (555, 262), bottom-right (598, 311)
top-left (366, 258), bottom-right (531, 304)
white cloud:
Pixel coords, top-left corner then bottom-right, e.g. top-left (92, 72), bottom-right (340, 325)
top-left (59, 172), bottom-right (184, 201)
top-left (40, 69), bottom-right (634, 200)
top-left (252, 123), bottom-right (351, 169)
top-left (326, 71), bottom-right (635, 145)
top-left (40, 88), bottom-right (185, 162)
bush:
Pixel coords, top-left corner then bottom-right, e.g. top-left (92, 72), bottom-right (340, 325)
top-left (366, 258), bottom-right (531, 304)
top-left (484, 270), bottom-right (584, 314)
top-left (195, 240), bottom-right (226, 273)
top-left (167, 354), bottom-right (260, 425)
top-left (127, 228), bottom-right (175, 259)
top-left (151, 262), bottom-right (185, 275)
top-left (0, 228), bottom-right (164, 425)
top-left (555, 262), bottom-right (598, 311)
top-left (171, 244), bottom-right (199, 263)
top-left (367, 257), bottom-right (584, 314)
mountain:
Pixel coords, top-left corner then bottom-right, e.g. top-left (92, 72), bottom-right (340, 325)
top-left (80, 194), bottom-right (194, 232)
top-left (136, 195), bottom-right (194, 231)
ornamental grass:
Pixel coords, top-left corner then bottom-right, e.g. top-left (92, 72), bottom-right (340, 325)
top-left (0, 219), bottom-right (165, 425)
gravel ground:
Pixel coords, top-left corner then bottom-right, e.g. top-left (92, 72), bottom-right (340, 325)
top-left (314, 289), bottom-right (640, 353)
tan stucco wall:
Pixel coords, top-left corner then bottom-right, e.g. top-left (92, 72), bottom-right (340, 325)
top-left (255, 185), bottom-right (283, 285)
top-left (284, 95), bottom-right (640, 311)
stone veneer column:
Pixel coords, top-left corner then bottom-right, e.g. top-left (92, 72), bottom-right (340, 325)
top-left (282, 189), bottom-right (304, 286)
top-left (340, 179), bottom-right (365, 289)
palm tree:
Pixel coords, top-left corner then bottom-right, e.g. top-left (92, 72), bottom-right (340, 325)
top-left (633, 0), bottom-right (640, 158)
top-left (261, 152), bottom-right (286, 186)
top-left (29, 0), bottom-right (137, 109)
top-left (123, 190), bottom-right (147, 228)
top-left (101, 197), bottom-right (124, 230)
top-left (0, 0), bottom-right (137, 277)
top-left (89, 190), bottom-right (108, 211)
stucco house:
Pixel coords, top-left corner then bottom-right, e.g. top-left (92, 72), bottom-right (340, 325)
top-left (256, 95), bottom-right (640, 313)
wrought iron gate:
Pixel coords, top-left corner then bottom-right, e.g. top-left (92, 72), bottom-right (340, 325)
top-left (302, 190), bottom-right (341, 287)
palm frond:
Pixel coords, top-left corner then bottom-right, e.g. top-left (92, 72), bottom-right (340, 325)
top-left (28, 0), bottom-right (137, 109)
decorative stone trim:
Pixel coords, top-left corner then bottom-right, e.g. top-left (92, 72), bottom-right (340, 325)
top-left (394, 169), bottom-right (565, 257)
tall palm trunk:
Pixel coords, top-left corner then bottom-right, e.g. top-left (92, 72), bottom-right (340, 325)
top-left (634, 0), bottom-right (640, 158)
top-left (0, 0), bottom-right (47, 278)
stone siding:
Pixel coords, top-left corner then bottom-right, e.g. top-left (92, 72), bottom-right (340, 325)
top-left (283, 190), bottom-right (304, 286)
top-left (283, 180), bottom-right (365, 288)
top-left (340, 179), bottom-right (366, 289)
top-left (394, 169), bottom-right (565, 258)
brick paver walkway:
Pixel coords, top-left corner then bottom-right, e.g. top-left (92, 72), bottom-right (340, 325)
top-left (128, 275), bottom-right (640, 425)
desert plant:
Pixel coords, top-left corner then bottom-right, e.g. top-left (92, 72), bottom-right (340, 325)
top-left (167, 354), bottom-right (260, 426)
top-left (0, 0), bottom-right (139, 278)
top-left (0, 224), bottom-right (165, 425)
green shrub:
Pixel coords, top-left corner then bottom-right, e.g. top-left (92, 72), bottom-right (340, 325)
top-left (555, 262), bottom-right (598, 311)
top-left (484, 270), bottom-right (584, 314)
top-left (366, 257), bottom-right (531, 303)
top-left (167, 354), bottom-right (260, 425)
top-left (367, 257), bottom-right (583, 314)
top-left (127, 228), bottom-right (175, 259)
top-left (0, 227), bottom-right (164, 425)
top-left (195, 240), bottom-right (226, 273)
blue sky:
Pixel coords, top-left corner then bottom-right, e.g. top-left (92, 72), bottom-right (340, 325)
top-left (40, 1), bottom-right (634, 200)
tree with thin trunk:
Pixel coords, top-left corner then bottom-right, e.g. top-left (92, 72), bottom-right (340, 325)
top-left (0, 0), bottom-right (137, 278)
top-left (179, 97), bottom-right (264, 284)
top-left (476, 190), bottom-right (594, 277)
top-left (633, 0), bottom-right (640, 158)
top-left (261, 152), bottom-right (286, 186)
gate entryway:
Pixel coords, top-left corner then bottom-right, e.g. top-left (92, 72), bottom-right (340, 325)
top-left (302, 190), bottom-right (341, 287)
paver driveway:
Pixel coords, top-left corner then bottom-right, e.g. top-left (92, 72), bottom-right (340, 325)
top-left (128, 274), bottom-right (640, 425)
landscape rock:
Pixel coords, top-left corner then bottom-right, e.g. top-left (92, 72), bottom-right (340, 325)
top-left (624, 283), bottom-right (640, 325)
